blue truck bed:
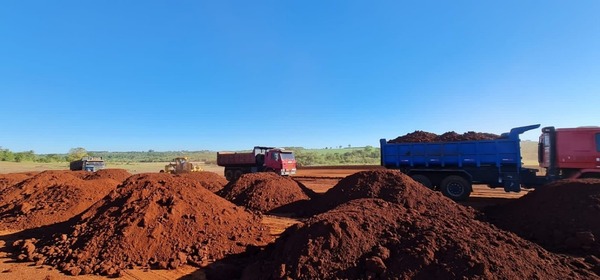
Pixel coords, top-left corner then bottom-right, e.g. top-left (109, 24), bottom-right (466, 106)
top-left (380, 124), bottom-right (540, 169)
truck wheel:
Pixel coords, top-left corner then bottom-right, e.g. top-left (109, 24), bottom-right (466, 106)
top-left (411, 174), bottom-right (434, 190)
top-left (225, 170), bottom-right (233, 181)
top-left (234, 170), bottom-right (243, 180)
top-left (440, 175), bottom-right (471, 201)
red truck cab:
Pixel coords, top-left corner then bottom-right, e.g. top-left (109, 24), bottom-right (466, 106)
top-left (263, 149), bottom-right (297, 176)
top-left (539, 126), bottom-right (600, 179)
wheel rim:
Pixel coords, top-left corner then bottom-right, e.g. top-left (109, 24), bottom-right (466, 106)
top-left (447, 182), bottom-right (465, 197)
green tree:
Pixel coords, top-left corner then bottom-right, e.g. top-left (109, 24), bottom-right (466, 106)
top-left (67, 147), bottom-right (88, 162)
top-left (14, 150), bottom-right (35, 162)
top-left (0, 147), bottom-right (15, 161)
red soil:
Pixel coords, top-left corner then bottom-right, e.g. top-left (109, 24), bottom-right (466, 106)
top-left (0, 170), bottom-right (120, 230)
top-left (14, 173), bottom-right (272, 277)
top-left (243, 171), bottom-right (596, 279)
top-left (486, 179), bottom-right (600, 260)
top-left (219, 172), bottom-right (311, 213)
top-left (388, 130), bottom-right (499, 143)
top-left (0, 172), bottom-right (35, 191)
top-left (177, 171), bottom-right (228, 193)
top-left (311, 169), bottom-right (472, 216)
top-left (81, 168), bottom-right (132, 182)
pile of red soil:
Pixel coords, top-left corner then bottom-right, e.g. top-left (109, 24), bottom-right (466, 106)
top-left (242, 172), bottom-right (596, 279)
top-left (219, 172), bottom-right (312, 213)
top-left (0, 170), bottom-right (120, 230)
top-left (0, 172), bottom-right (35, 191)
top-left (485, 179), bottom-right (600, 259)
top-left (81, 169), bottom-right (132, 182)
top-left (16, 173), bottom-right (271, 277)
top-left (388, 130), bottom-right (499, 143)
top-left (310, 170), bottom-right (467, 216)
top-left (177, 171), bottom-right (228, 193)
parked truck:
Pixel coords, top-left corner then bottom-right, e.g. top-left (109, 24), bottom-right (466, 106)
top-left (70, 156), bottom-right (106, 172)
top-left (380, 124), bottom-right (600, 201)
top-left (217, 146), bottom-right (297, 181)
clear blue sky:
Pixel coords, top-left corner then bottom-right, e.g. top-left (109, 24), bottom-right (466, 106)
top-left (1, 1), bottom-right (599, 154)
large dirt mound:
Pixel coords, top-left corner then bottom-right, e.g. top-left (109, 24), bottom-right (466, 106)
top-left (388, 130), bottom-right (499, 143)
top-left (244, 197), bottom-right (596, 279)
top-left (177, 171), bottom-right (228, 193)
top-left (0, 170), bottom-right (120, 230)
top-left (82, 169), bottom-right (132, 182)
top-left (0, 172), bottom-right (35, 191)
top-left (218, 172), bottom-right (311, 213)
top-left (486, 179), bottom-right (600, 258)
top-left (19, 173), bottom-right (271, 277)
top-left (311, 170), bottom-right (473, 216)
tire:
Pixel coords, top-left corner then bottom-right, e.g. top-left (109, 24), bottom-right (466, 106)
top-left (440, 175), bottom-right (471, 201)
top-left (411, 174), bottom-right (434, 190)
top-left (234, 170), bottom-right (243, 181)
top-left (225, 170), bottom-right (234, 181)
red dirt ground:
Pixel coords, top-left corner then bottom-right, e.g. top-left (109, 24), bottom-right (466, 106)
top-left (218, 172), bottom-right (313, 213)
top-left (11, 173), bottom-right (273, 277)
top-left (485, 179), bottom-right (600, 265)
top-left (242, 171), bottom-right (597, 280)
top-left (0, 170), bottom-right (122, 231)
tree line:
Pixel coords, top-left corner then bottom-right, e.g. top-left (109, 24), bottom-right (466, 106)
top-left (0, 146), bottom-right (381, 166)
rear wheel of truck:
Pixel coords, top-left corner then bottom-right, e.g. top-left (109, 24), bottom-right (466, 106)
top-left (440, 175), bottom-right (471, 201)
top-left (411, 174), bottom-right (434, 190)
top-left (225, 170), bottom-right (234, 181)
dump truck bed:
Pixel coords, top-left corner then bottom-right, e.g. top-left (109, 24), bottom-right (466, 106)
top-left (217, 152), bottom-right (257, 166)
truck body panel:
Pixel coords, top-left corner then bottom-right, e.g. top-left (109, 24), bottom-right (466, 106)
top-left (216, 152), bottom-right (257, 166)
top-left (381, 139), bottom-right (522, 169)
top-left (555, 128), bottom-right (600, 169)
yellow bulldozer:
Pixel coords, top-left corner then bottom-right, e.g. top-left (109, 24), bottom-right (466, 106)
top-left (160, 157), bottom-right (203, 174)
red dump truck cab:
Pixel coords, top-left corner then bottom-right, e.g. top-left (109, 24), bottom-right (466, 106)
top-left (264, 149), bottom-right (297, 176)
top-left (539, 126), bottom-right (600, 179)
top-left (217, 146), bottom-right (297, 181)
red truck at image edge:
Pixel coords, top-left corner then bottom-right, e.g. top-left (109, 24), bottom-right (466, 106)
top-left (380, 124), bottom-right (600, 201)
top-left (217, 146), bottom-right (297, 181)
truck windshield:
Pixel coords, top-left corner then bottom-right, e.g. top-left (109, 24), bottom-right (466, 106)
top-left (280, 153), bottom-right (295, 160)
top-left (596, 133), bottom-right (600, 152)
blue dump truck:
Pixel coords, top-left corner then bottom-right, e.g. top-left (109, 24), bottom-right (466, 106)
top-left (380, 124), bottom-right (542, 201)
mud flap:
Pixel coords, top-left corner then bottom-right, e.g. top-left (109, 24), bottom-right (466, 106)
top-left (502, 172), bottom-right (520, 192)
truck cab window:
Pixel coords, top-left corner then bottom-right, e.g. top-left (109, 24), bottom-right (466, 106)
top-left (596, 133), bottom-right (600, 152)
top-left (272, 153), bottom-right (279, 160)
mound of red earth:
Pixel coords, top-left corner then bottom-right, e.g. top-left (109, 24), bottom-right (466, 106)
top-left (14, 173), bottom-right (271, 277)
top-left (485, 179), bottom-right (600, 259)
top-left (218, 172), bottom-right (312, 213)
top-left (81, 168), bottom-right (132, 182)
top-left (0, 172), bottom-right (35, 191)
top-left (0, 170), bottom-right (121, 230)
top-left (177, 171), bottom-right (228, 193)
top-left (309, 170), bottom-right (469, 216)
top-left (242, 172), bottom-right (596, 279)
top-left (388, 130), bottom-right (499, 143)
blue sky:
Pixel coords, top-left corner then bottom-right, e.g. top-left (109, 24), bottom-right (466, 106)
top-left (1, 1), bottom-right (599, 154)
